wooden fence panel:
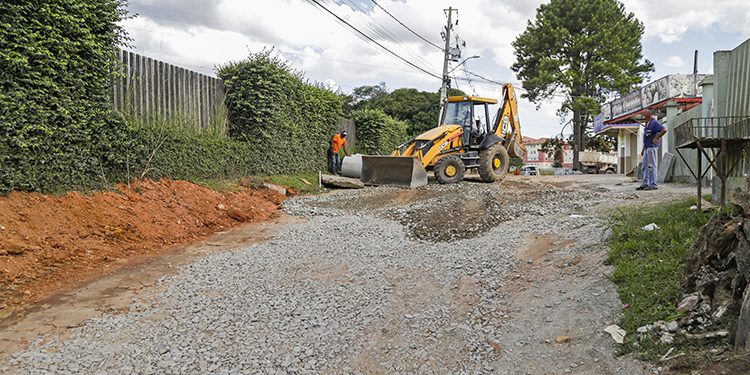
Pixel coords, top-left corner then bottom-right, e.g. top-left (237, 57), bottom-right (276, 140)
top-left (111, 49), bottom-right (227, 135)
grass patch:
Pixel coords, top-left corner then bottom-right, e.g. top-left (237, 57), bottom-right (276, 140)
top-left (608, 198), bottom-right (712, 359)
top-left (193, 172), bottom-right (325, 195)
top-left (263, 172), bottom-right (324, 195)
top-left (193, 179), bottom-right (246, 192)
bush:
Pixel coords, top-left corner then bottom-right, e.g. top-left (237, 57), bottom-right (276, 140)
top-left (0, 0), bottom-right (130, 193)
top-left (352, 109), bottom-right (409, 155)
top-left (218, 51), bottom-right (343, 174)
top-left (129, 125), bottom-right (252, 181)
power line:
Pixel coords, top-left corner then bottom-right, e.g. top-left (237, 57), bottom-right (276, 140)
top-left (278, 49), bottom-right (419, 74)
top-left (463, 70), bottom-right (505, 86)
top-left (460, 68), bottom-right (478, 96)
top-left (125, 23), bottom-right (425, 78)
top-left (337, 0), bottom-right (437, 71)
top-left (461, 70), bottom-right (556, 97)
top-left (369, 0), bottom-right (443, 51)
top-left (305, 0), bottom-right (441, 80)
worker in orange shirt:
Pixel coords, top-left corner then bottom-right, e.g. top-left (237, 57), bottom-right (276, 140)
top-left (328, 130), bottom-right (350, 174)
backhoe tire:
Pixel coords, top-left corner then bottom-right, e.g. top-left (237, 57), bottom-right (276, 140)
top-left (435, 155), bottom-right (465, 184)
top-left (478, 144), bottom-right (509, 183)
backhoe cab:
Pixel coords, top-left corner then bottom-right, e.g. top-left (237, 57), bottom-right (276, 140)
top-left (360, 83), bottom-right (526, 186)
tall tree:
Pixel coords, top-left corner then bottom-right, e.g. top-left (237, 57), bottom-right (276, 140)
top-left (512, 0), bottom-right (653, 169)
top-left (347, 85), bottom-right (464, 136)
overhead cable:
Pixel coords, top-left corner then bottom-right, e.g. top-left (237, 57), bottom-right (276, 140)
top-left (369, 0), bottom-right (443, 51)
top-left (305, 0), bottom-right (441, 80)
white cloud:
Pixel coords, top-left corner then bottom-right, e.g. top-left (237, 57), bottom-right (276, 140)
top-left (120, 0), bottom-right (750, 138)
top-left (621, 0), bottom-right (750, 43)
top-left (663, 55), bottom-right (685, 68)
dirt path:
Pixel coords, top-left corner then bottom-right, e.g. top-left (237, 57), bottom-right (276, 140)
top-left (0, 214), bottom-right (300, 357)
top-left (2, 175), bottom-right (695, 373)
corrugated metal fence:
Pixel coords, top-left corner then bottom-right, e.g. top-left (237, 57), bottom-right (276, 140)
top-left (724, 39), bottom-right (750, 119)
top-left (111, 49), bottom-right (227, 134)
top-left (722, 40), bottom-right (750, 178)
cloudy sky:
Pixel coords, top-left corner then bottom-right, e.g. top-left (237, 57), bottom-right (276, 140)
top-left (121, 0), bottom-right (750, 138)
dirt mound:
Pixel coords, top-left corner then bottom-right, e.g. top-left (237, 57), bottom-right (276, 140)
top-left (0, 179), bottom-right (285, 308)
top-left (681, 192), bottom-right (750, 352)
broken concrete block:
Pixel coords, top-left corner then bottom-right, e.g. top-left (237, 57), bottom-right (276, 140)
top-left (320, 174), bottom-right (365, 189)
top-left (263, 182), bottom-right (288, 196)
top-left (658, 152), bottom-right (675, 183)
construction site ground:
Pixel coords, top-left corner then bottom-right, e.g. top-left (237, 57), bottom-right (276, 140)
top-left (0, 175), bottom-right (696, 374)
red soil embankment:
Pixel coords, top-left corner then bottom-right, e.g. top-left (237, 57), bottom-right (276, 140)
top-left (0, 179), bottom-right (285, 308)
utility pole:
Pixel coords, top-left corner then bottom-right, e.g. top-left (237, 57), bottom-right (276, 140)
top-left (693, 50), bottom-right (699, 96)
top-left (438, 7), bottom-right (454, 125)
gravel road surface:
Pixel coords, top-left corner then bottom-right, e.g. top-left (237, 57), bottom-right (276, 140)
top-left (4, 176), bottom-right (692, 374)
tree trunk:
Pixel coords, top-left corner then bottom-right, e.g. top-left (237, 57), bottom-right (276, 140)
top-left (572, 109), bottom-right (582, 171)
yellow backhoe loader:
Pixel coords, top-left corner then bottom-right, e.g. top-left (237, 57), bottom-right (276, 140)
top-left (359, 83), bottom-right (526, 187)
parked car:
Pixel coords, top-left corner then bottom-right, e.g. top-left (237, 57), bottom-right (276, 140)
top-left (521, 166), bottom-right (539, 176)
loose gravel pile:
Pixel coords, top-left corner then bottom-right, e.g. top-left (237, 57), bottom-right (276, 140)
top-left (285, 180), bottom-right (626, 242)
top-left (6, 179), bottom-right (640, 374)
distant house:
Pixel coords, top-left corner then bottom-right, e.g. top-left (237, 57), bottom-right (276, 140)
top-left (521, 137), bottom-right (573, 168)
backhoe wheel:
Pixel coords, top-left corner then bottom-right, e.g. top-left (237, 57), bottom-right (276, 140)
top-left (478, 144), bottom-right (510, 182)
top-left (435, 155), bottom-right (465, 184)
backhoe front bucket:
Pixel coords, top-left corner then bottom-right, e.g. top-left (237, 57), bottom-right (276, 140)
top-left (361, 156), bottom-right (428, 188)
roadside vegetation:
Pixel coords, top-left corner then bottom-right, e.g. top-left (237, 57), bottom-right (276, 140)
top-left (0, 1), bottom-right (405, 196)
top-left (608, 199), bottom-right (714, 359)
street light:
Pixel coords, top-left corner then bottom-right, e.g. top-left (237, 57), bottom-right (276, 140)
top-left (439, 55), bottom-right (480, 125)
top-left (448, 55), bottom-right (480, 74)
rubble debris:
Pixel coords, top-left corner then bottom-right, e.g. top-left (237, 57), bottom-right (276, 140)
top-left (676, 295), bottom-right (700, 312)
top-left (641, 223), bottom-right (660, 231)
top-left (555, 336), bottom-right (572, 344)
top-left (604, 325), bottom-right (626, 344)
top-left (659, 347), bottom-right (686, 363)
top-left (684, 330), bottom-right (730, 340)
top-left (660, 332), bottom-right (675, 344)
top-left (263, 182), bottom-right (288, 196)
top-left (678, 189), bottom-right (750, 352)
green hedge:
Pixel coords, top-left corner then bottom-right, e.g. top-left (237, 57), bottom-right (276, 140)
top-left (0, 4), bottom-right (345, 194)
top-left (352, 109), bottom-right (409, 155)
top-left (126, 124), bottom-right (258, 181)
top-left (0, 0), bottom-right (130, 193)
top-left (218, 51), bottom-right (344, 174)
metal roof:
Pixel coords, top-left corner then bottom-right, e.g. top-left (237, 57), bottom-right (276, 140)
top-left (594, 123), bottom-right (641, 135)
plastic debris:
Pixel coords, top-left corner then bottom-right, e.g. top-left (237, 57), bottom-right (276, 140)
top-left (641, 223), bottom-right (660, 231)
